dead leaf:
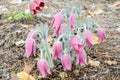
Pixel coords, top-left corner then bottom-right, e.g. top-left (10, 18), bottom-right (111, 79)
top-left (81, 10), bottom-right (95, 19)
top-left (88, 58), bottom-right (100, 67)
top-left (47, 35), bottom-right (53, 43)
top-left (94, 8), bottom-right (104, 15)
top-left (10, 75), bottom-right (20, 80)
top-left (112, 1), bottom-right (120, 8)
top-left (108, 1), bottom-right (120, 10)
top-left (59, 72), bottom-right (67, 79)
top-left (17, 72), bottom-right (36, 80)
top-left (8, 0), bottom-right (18, 4)
top-left (37, 76), bottom-right (42, 80)
top-left (15, 40), bottom-right (25, 46)
top-left (105, 60), bottom-right (117, 65)
top-left (93, 34), bottom-right (101, 45)
top-left (23, 65), bottom-right (34, 73)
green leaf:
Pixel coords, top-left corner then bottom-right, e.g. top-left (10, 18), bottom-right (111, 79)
top-left (78, 16), bottom-right (80, 21)
top-left (24, 13), bottom-right (33, 20)
top-left (13, 12), bottom-right (25, 20)
top-left (71, 49), bottom-right (76, 64)
top-left (3, 14), bottom-right (9, 19)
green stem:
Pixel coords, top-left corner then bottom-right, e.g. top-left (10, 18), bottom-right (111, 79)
top-left (71, 49), bottom-right (76, 64)
top-left (44, 39), bottom-right (54, 68)
top-left (77, 16), bottom-right (81, 35)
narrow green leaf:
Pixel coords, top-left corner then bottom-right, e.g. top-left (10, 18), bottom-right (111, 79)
top-left (13, 12), bottom-right (25, 20)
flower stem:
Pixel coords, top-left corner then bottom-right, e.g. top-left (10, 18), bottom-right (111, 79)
top-left (44, 39), bottom-right (54, 68)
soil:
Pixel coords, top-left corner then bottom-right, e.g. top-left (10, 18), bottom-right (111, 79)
top-left (0, 0), bottom-right (120, 80)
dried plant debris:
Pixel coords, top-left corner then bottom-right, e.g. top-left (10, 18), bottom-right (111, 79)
top-left (0, 0), bottom-right (120, 80)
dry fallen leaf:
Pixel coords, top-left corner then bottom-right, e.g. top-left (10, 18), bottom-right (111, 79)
top-left (105, 60), bottom-right (117, 65)
top-left (8, 0), bottom-right (18, 4)
top-left (10, 75), bottom-right (20, 80)
top-left (37, 76), bottom-right (42, 80)
top-left (47, 35), bottom-right (53, 43)
top-left (108, 1), bottom-right (120, 10)
top-left (23, 65), bottom-right (34, 73)
top-left (17, 72), bottom-right (36, 80)
top-left (59, 72), bottom-right (67, 79)
top-left (88, 58), bottom-right (100, 67)
top-left (93, 34), bottom-right (101, 45)
top-left (94, 8), bottom-right (104, 15)
top-left (15, 40), bottom-right (25, 46)
top-left (111, 1), bottom-right (120, 8)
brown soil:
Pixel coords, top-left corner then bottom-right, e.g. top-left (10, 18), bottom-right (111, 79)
top-left (0, 0), bottom-right (120, 80)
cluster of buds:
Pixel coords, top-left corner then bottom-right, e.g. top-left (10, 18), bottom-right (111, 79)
top-left (51, 12), bottom-right (106, 71)
top-left (25, 9), bottom-right (106, 78)
top-left (29, 0), bottom-right (45, 14)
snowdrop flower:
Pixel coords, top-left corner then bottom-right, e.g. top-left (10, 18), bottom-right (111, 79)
top-left (61, 54), bottom-right (72, 71)
top-left (83, 30), bottom-right (93, 46)
top-left (69, 13), bottom-right (76, 28)
top-left (52, 41), bottom-right (63, 59)
top-left (25, 38), bottom-right (36, 57)
top-left (37, 59), bottom-right (51, 78)
top-left (97, 28), bottom-right (106, 42)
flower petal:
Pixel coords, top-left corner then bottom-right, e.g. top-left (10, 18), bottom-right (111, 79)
top-left (37, 59), bottom-right (51, 78)
top-left (69, 13), bottom-right (76, 28)
top-left (75, 48), bottom-right (87, 66)
top-left (27, 30), bottom-right (37, 39)
top-left (83, 30), bottom-right (93, 46)
top-left (25, 38), bottom-right (36, 57)
top-left (97, 28), bottom-right (106, 42)
top-left (61, 54), bottom-right (72, 71)
top-left (52, 41), bottom-right (63, 59)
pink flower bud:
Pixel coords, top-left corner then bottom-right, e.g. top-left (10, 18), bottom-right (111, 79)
top-left (75, 48), bottom-right (87, 66)
top-left (83, 30), bottom-right (93, 46)
top-left (29, 2), bottom-right (38, 14)
top-left (25, 38), bottom-right (36, 57)
top-left (69, 13), bottom-right (76, 28)
top-left (52, 41), bottom-right (63, 59)
top-left (51, 13), bottom-right (63, 28)
top-left (61, 54), bottom-right (72, 71)
top-left (70, 35), bottom-right (83, 51)
top-left (97, 28), bottom-right (106, 42)
top-left (37, 59), bottom-right (51, 78)
top-left (70, 36), bottom-right (87, 66)
top-left (53, 24), bottom-right (64, 36)
top-left (51, 13), bottom-right (63, 36)
top-left (34, 0), bottom-right (45, 7)
top-left (27, 31), bottom-right (37, 39)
